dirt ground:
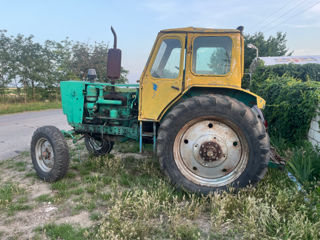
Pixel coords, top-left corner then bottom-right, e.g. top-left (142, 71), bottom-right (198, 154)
top-left (0, 143), bottom-right (86, 239)
top-left (0, 139), bottom-right (147, 240)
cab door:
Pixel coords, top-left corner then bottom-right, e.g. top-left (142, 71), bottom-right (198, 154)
top-left (139, 33), bottom-right (186, 121)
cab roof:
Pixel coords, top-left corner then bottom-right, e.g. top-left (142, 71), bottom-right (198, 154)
top-left (160, 27), bottom-right (241, 34)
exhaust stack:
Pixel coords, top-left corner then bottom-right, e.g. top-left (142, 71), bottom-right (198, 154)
top-left (107, 26), bottom-right (122, 84)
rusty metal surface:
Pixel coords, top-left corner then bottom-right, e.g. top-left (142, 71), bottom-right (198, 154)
top-left (107, 27), bottom-right (121, 80)
top-left (173, 117), bottom-right (249, 187)
top-left (35, 138), bottom-right (54, 172)
top-left (199, 141), bottom-right (223, 162)
top-left (107, 49), bottom-right (122, 80)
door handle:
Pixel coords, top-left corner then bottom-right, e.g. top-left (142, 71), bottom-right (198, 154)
top-left (171, 86), bottom-right (180, 91)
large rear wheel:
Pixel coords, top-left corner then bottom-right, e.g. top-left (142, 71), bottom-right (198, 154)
top-left (157, 95), bottom-right (270, 194)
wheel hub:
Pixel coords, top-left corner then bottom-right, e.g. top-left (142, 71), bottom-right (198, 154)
top-left (35, 138), bottom-right (54, 172)
top-left (192, 134), bottom-right (228, 168)
top-left (199, 141), bottom-right (222, 162)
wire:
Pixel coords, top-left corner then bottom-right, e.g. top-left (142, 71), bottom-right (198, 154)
top-left (251, 0), bottom-right (292, 31)
top-left (257, 0), bottom-right (313, 32)
top-left (263, 0), bottom-right (320, 34)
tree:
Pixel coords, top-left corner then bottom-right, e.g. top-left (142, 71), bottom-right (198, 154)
top-left (208, 48), bottom-right (230, 75)
top-left (10, 34), bottom-right (49, 102)
top-left (70, 41), bottom-right (128, 83)
top-left (244, 32), bottom-right (291, 70)
top-left (0, 30), bottom-right (129, 103)
top-left (0, 30), bottom-right (12, 89)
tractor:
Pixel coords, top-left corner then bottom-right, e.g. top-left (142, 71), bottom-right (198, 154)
top-left (30, 26), bottom-right (270, 194)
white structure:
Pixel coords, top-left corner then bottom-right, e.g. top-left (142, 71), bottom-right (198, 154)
top-left (250, 55), bottom-right (320, 71)
top-left (308, 105), bottom-right (320, 150)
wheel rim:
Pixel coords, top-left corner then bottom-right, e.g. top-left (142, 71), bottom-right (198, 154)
top-left (35, 138), bottom-right (54, 172)
top-left (173, 117), bottom-right (249, 187)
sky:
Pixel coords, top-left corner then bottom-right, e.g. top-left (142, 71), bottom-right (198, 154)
top-left (1, 0), bottom-right (320, 83)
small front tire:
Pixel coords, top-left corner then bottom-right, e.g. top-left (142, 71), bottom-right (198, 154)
top-left (31, 126), bottom-right (69, 182)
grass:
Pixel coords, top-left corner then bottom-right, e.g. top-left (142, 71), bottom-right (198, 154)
top-left (114, 140), bottom-right (140, 153)
top-left (0, 182), bottom-right (31, 216)
top-left (36, 194), bottom-right (54, 203)
top-left (65, 143), bottom-right (320, 239)
top-left (1, 139), bottom-right (319, 239)
top-left (0, 101), bottom-right (61, 115)
top-left (0, 182), bottom-right (25, 207)
top-left (35, 223), bottom-right (88, 240)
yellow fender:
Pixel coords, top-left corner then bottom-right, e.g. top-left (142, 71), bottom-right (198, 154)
top-left (157, 85), bottom-right (266, 121)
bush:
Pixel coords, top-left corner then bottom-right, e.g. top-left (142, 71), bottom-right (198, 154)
top-left (250, 62), bottom-right (320, 91)
top-left (250, 62), bottom-right (320, 143)
top-left (253, 76), bottom-right (320, 142)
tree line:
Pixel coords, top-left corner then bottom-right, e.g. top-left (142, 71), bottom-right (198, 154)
top-left (0, 30), bottom-right (128, 103)
top-left (0, 28), bottom-right (290, 103)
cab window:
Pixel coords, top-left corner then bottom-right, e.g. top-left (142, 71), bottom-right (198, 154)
top-left (192, 36), bottom-right (232, 75)
top-left (151, 38), bottom-right (182, 79)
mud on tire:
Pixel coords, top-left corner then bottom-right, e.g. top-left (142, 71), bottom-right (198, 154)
top-left (157, 94), bottom-right (270, 194)
top-left (31, 126), bottom-right (69, 182)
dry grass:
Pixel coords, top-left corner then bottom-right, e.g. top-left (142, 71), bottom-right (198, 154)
top-left (0, 101), bottom-right (61, 115)
top-left (0, 140), bottom-right (319, 239)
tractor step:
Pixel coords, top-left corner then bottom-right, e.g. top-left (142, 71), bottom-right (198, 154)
top-left (142, 132), bottom-right (153, 137)
top-left (139, 121), bottom-right (157, 153)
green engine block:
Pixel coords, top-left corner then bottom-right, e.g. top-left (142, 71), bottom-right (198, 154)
top-left (60, 80), bottom-right (140, 140)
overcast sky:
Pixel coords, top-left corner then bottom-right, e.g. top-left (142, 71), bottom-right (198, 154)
top-left (1, 0), bottom-right (320, 82)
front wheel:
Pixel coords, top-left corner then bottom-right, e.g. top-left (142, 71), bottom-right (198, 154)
top-left (31, 126), bottom-right (70, 182)
top-left (157, 95), bottom-right (270, 194)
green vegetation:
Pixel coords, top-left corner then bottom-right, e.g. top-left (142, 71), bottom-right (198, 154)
top-left (244, 32), bottom-right (291, 70)
top-left (251, 63), bottom-right (320, 87)
top-left (89, 159), bottom-right (320, 240)
top-left (0, 30), bottom-right (128, 104)
top-left (250, 62), bottom-right (320, 191)
top-left (52, 143), bottom-right (320, 239)
top-left (35, 223), bottom-right (88, 240)
top-left (0, 182), bottom-right (30, 216)
top-left (0, 101), bottom-right (61, 115)
top-left (35, 194), bottom-right (54, 203)
top-left (115, 140), bottom-right (140, 153)
top-left (286, 141), bottom-right (320, 186)
top-left (252, 75), bottom-right (320, 142)
top-left (0, 140), bottom-right (319, 239)
top-left (242, 31), bottom-right (291, 88)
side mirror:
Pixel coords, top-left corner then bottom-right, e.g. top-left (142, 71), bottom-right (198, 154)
top-left (107, 27), bottom-right (121, 80)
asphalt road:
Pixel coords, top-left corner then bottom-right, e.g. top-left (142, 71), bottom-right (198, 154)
top-left (0, 109), bottom-right (70, 161)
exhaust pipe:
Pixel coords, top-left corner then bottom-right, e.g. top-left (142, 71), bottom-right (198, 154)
top-left (111, 26), bottom-right (117, 49)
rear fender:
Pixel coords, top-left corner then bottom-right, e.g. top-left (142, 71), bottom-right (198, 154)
top-left (158, 86), bottom-right (266, 121)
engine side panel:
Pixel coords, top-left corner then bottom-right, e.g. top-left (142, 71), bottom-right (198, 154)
top-left (61, 81), bottom-right (85, 124)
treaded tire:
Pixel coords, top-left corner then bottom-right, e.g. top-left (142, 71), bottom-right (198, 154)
top-left (31, 126), bottom-right (69, 182)
top-left (157, 94), bottom-right (270, 194)
top-left (84, 135), bottom-right (114, 156)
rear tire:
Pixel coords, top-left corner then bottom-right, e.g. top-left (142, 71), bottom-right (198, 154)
top-left (157, 94), bottom-right (270, 194)
top-left (31, 126), bottom-right (69, 182)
